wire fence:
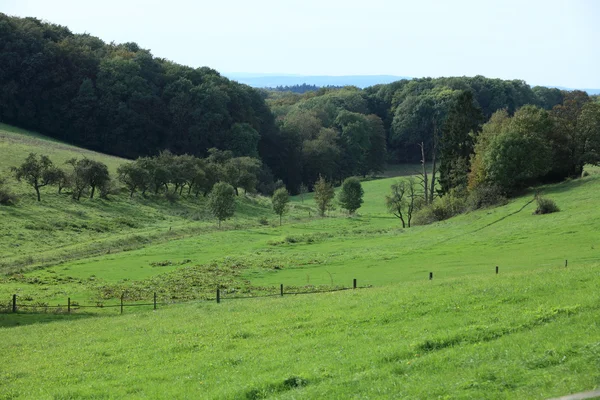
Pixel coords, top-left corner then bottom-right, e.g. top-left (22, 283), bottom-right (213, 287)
top-left (1, 278), bottom-right (371, 315)
top-left (2, 260), bottom-right (572, 315)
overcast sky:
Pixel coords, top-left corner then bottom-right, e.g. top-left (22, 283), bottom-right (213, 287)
top-left (2, 0), bottom-right (599, 88)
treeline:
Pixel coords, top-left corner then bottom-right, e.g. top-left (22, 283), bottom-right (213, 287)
top-left (117, 149), bottom-right (273, 198)
top-left (265, 76), bottom-right (576, 192)
top-left (383, 90), bottom-right (600, 227)
top-left (268, 84), bottom-right (321, 93)
top-left (4, 150), bottom-right (275, 204)
top-left (0, 13), bottom-right (276, 160)
top-left (1, 13), bottom-right (597, 197)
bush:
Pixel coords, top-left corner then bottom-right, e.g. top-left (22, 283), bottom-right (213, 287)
top-left (0, 177), bottom-right (18, 206)
top-left (258, 217), bottom-right (269, 226)
top-left (413, 190), bottom-right (467, 226)
top-left (0, 187), bottom-right (18, 206)
top-left (582, 170), bottom-right (590, 178)
top-left (534, 196), bottom-right (559, 215)
top-left (467, 184), bottom-right (507, 210)
top-left (165, 191), bottom-right (178, 204)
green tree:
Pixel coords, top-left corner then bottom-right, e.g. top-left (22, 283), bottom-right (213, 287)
top-left (483, 130), bottom-right (551, 191)
top-left (577, 102), bottom-right (600, 166)
top-left (223, 157), bottom-right (261, 195)
top-left (438, 90), bottom-right (484, 193)
top-left (207, 182), bottom-right (236, 228)
top-left (313, 175), bottom-right (335, 217)
top-left (117, 161), bottom-right (151, 198)
top-left (12, 153), bottom-right (59, 201)
top-left (271, 187), bottom-right (290, 226)
top-left (386, 177), bottom-right (418, 228)
top-left (338, 177), bottom-right (364, 215)
top-left (66, 158), bottom-right (111, 200)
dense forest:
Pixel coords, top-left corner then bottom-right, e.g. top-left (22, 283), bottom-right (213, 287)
top-left (1, 13), bottom-right (598, 196)
top-left (0, 13), bottom-right (276, 161)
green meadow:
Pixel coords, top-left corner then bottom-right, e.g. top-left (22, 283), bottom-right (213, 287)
top-left (1, 125), bottom-right (600, 399)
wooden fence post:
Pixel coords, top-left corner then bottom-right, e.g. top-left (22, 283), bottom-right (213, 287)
top-left (429, 272), bottom-right (433, 280)
top-left (280, 284), bottom-right (284, 296)
top-left (353, 279), bottom-right (357, 289)
top-left (216, 288), bottom-right (220, 304)
top-left (120, 293), bottom-right (124, 314)
top-left (12, 294), bottom-right (16, 313)
top-left (496, 266), bottom-right (499, 274)
top-left (154, 292), bottom-right (157, 310)
top-left (565, 259), bottom-right (568, 268)
top-left (68, 297), bottom-right (71, 314)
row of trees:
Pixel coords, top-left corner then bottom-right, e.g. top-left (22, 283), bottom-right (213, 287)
top-left (116, 149), bottom-right (267, 199)
top-left (11, 154), bottom-right (111, 201)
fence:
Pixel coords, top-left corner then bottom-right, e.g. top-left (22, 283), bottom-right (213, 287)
top-left (4, 278), bottom-right (369, 315)
top-left (4, 260), bottom-right (571, 315)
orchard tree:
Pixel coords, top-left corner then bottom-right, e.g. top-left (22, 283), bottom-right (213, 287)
top-left (66, 158), bottom-right (111, 200)
top-left (208, 182), bottom-right (236, 228)
top-left (338, 177), bottom-right (364, 215)
top-left (12, 153), bottom-right (59, 201)
top-left (117, 161), bottom-right (150, 198)
top-left (313, 175), bottom-right (335, 217)
top-left (271, 187), bottom-right (290, 226)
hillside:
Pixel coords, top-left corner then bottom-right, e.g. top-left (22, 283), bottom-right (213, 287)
top-left (2, 126), bottom-right (600, 398)
top-left (0, 124), bottom-right (306, 275)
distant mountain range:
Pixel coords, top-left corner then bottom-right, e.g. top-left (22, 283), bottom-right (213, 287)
top-left (224, 73), bottom-right (600, 94)
top-left (223, 74), bottom-right (410, 89)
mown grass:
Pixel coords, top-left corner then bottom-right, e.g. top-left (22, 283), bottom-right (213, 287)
top-left (1, 264), bottom-right (599, 399)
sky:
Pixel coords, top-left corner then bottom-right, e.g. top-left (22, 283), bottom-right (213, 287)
top-left (2, 0), bottom-right (599, 88)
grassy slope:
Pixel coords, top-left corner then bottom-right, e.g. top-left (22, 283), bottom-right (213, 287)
top-left (1, 265), bottom-right (599, 399)
top-left (0, 123), bottom-right (301, 273)
top-left (1, 125), bottom-right (600, 398)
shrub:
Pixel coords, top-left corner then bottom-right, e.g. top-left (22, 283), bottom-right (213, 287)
top-left (582, 170), bottom-right (590, 178)
top-left (413, 190), bottom-right (467, 226)
top-left (534, 196), bottom-right (559, 214)
top-left (165, 191), bottom-right (178, 204)
top-left (467, 184), bottom-right (507, 210)
top-left (0, 186), bottom-right (18, 206)
top-left (258, 217), bottom-right (269, 226)
top-left (0, 177), bottom-right (17, 206)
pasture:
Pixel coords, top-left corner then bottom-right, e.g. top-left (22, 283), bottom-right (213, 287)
top-left (1, 125), bottom-right (599, 399)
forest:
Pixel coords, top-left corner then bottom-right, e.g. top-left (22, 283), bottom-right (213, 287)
top-left (1, 13), bottom-right (599, 197)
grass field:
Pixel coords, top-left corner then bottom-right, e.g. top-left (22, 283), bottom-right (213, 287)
top-left (1, 125), bottom-right (600, 399)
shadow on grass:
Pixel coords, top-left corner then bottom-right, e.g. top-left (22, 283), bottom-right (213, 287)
top-left (538, 176), bottom-right (595, 195)
top-left (0, 311), bottom-right (99, 328)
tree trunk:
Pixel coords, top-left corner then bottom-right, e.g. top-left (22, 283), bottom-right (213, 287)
top-left (234, 187), bottom-right (239, 196)
top-left (35, 185), bottom-right (41, 202)
top-left (279, 214), bottom-right (282, 226)
top-left (90, 185), bottom-right (95, 199)
top-left (130, 187), bottom-right (135, 198)
top-left (420, 142), bottom-right (429, 204)
top-left (430, 128), bottom-right (438, 203)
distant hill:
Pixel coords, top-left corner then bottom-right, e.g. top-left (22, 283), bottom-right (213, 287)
top-left (226, 73), bottom-right (600, 95)
top-left (223, 74), bottom-right (410, 89)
